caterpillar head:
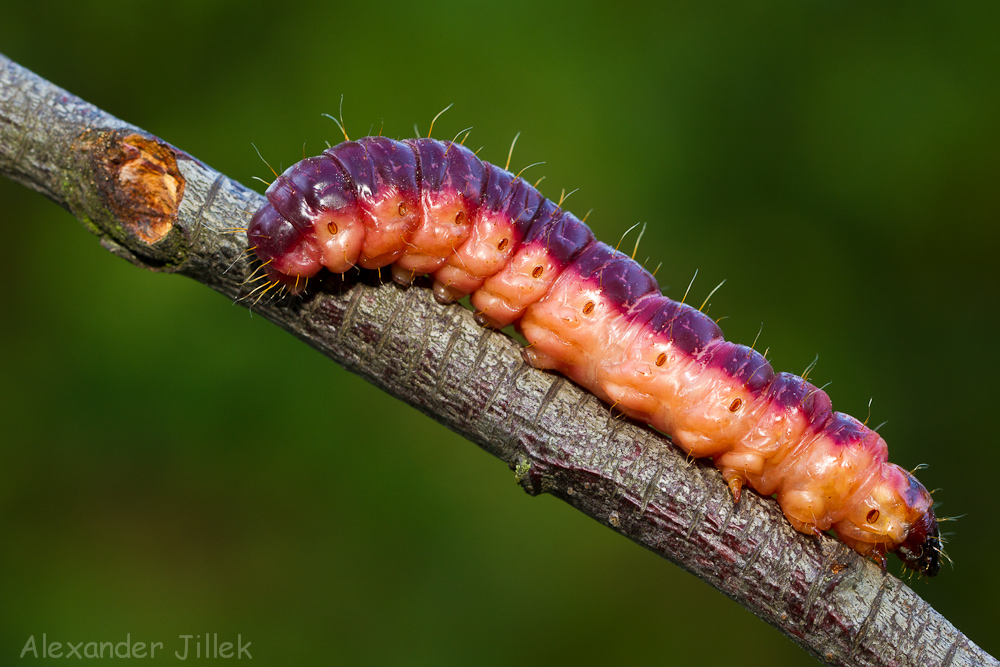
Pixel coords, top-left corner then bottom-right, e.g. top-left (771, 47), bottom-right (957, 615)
top-left (834, 463), bottom-right (941, 576)
top-left (894, 503), bottom-right (941, 577)
top-left (884, 464), bottom-right (941, 576)
top-left (247, 156), bottom-right (367, 293)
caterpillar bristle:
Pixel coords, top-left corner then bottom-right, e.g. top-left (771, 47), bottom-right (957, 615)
top-left (243, 278), bottom-right (273, 300)
top-left (427, 103), bottom-right (454, 138)
top-left (615, 222), bottom-right (643, 253)
top-left (557, 187), bottom-right (579, 207)
top-left (251, 280), bottom-right (281, 307)
top-left (322, 106), bottom-right (350, 143)
top-left (680, 268), bottom-right (699, 305)
top-left (515, 161), bottom-right (545, 181)
top-left (223, 248), bottom-right (256, 276)
top-left (241, 272), bottom-right (269, 287)
top-left (699, 279), bottom-right (726, 313)
top-left (631, 223), bottom-right (647, 261)
top-left (750, 323), bottom-right (764, 351)
top-left (504, 131), bottom-right (520, 171)
top-left (251, 142), bottom-right (279, 180)
top-left (240, 265), bottom-right (268, 285)
top-left (802, 354), bottom-right (820, 381)
top-left (450, 126), bottom-right (473, 146)
top-left (803, 381), bottom-right (833, 402)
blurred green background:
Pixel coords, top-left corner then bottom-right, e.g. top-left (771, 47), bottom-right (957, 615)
top-left (1, 2), bottom-right (998, 665)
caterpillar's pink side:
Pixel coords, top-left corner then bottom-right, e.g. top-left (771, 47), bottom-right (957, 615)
top-left (246, 136), bottom-right (941, 576)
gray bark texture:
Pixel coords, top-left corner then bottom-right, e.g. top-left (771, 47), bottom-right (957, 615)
top-left (0, 52), bottom-right (993, 667)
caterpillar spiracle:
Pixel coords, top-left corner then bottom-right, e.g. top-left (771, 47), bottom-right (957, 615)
top-left (245, 132), bottom-right (942, 576)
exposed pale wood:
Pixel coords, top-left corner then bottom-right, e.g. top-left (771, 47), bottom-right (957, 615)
top-left (0, 53), bottom-right (993, 667)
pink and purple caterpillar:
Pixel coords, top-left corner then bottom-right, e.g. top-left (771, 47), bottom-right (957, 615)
top-left (246, 132), bottom-right (942, 576)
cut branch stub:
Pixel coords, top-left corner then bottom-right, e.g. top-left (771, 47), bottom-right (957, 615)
top-left (73, 128), bottom-right (188, 266)
top-left (85, 130), bottom-right (184, 245)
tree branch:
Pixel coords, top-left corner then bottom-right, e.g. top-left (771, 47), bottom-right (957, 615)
top-left (0, 52), bottom-right (993, 667)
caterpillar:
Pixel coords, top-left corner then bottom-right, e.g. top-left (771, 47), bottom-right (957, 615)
top-left (245, 131), bottom-right (942, 576)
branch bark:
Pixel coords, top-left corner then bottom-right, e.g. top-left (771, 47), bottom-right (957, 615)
top-left (0, 53), bottom-right (993, 667)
